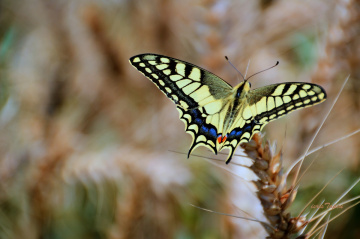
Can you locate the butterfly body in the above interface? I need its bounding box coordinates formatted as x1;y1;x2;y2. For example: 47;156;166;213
130;54;326;164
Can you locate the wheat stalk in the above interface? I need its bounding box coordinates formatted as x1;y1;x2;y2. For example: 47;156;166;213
239;132;360;239
241;133;306;239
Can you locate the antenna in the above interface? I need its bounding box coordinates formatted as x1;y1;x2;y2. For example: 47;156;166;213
247;61;279;81
225;56;245;81
244;59;251;79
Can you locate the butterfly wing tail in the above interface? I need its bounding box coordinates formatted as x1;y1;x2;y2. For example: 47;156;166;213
222;120;264;164
177;106;218;158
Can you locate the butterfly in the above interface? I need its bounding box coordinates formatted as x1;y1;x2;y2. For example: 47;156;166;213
129;53;327;164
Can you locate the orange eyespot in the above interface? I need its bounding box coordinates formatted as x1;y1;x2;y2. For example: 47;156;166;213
217;135;227;143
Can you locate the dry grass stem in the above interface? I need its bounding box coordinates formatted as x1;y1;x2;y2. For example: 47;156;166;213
190;203;273;228
241;133;360;239
304;128;360;157
298;169;344;218
290;75;349;186
307;200;360;238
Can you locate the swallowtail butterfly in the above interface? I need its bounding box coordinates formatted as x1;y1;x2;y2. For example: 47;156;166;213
130;54;326;164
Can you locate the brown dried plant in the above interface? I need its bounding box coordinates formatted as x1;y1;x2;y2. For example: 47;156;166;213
242;133;306;238
194;127;359;238
240;131;359;239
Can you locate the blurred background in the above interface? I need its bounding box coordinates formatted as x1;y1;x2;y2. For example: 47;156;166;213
0;0;359;238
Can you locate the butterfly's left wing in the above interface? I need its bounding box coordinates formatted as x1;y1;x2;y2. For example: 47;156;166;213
221;82;326;164
130;54;233;110
130;53;233;157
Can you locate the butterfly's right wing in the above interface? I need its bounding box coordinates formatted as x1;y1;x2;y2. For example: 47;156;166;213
222;82;326;164
247;82;327;125
130;53;233;156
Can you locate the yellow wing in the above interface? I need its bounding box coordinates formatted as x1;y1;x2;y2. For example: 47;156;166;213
220;82;326;164
130;53;233;156
247;82;326;124
130;54;232;110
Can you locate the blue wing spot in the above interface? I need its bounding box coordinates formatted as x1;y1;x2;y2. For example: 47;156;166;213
209;128;217;138
201;125;208;132
191;109;199;117
236;130;242;137
195;117;203;125
229;130;236;137
244;125;252;131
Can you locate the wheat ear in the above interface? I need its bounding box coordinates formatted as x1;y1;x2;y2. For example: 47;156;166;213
241;133;307;239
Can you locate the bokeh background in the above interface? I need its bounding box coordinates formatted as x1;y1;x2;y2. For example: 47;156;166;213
0;0;359;238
